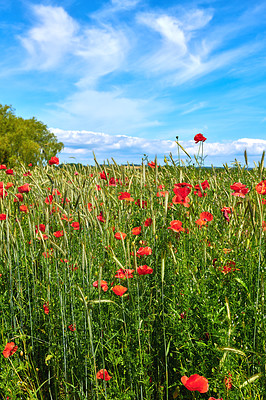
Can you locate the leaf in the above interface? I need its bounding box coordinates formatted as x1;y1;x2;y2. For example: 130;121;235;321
220;347;246;357
240;373;263;388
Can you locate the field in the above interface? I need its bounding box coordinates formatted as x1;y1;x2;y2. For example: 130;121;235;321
0;153;265;400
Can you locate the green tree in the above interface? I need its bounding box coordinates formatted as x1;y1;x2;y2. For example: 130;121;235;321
0;104;64;166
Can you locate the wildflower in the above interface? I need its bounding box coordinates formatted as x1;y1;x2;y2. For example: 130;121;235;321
3;342;18;358
5;182;13;189
148;161;156;168
135;199;147;208
97;212;105;223
168;220;185;232
93;280;108;292
194;133;207;143
181;374;209;393
115;268;134;279
200;212;213;222
195;219;207;227
87;203;92;211
157;190;169;197
53;230;64;238
208;398;223;400
0;164;7;169
0;214;7;220
262;221;266;231
172;186;191;206
132;226;141;235
68;324;76;331
99;171;108;180
114;232;127;240
137;265;153;275
48;156;59;165
96;369;112;381
230;182;249;198
224;373;232;390
18;183;31;193
137;246;152;256
144;218;152;227
14;193;23;202
5;169;14;175
194;181;209;197
71;222;80;230
61;214;73;222
43;302;49;314
118;192;134;201
111;285;128;296
220;261;239;274
45;195;54;204
255;180;266;195
20;205;29;213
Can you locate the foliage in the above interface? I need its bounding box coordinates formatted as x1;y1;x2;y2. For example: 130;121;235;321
0;154;265;399
0;104;63;166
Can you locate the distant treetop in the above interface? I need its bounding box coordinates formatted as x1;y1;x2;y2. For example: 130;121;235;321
0;104;64;166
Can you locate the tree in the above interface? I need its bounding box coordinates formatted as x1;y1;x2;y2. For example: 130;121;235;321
0;104;64;166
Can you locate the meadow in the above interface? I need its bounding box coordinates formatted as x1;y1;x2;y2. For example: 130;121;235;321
0;149;265;400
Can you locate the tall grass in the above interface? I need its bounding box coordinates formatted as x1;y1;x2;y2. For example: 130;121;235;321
0;155;265;399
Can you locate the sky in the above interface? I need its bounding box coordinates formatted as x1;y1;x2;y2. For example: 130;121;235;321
1;0;266;166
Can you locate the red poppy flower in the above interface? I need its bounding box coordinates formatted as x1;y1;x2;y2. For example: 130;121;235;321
201;180;210;190
136;246;152;256
168;220;185;232
118;192;134;201
18;183;31;193
53;230;64;238
48;156;59;165
14;193;23;202
23;171;32;176
28;163;32;167
68;324;76;331
71;222;80;230
181;374;209;393
5;169;14;175
255;180;266;195
0;164;7;169
61;214;73;222
0;214;7;221
132;226;142;235
111;285;128;296
230;182;249;198
148;161;156;168
108;177;116;186
114;232;127;240
35;224;46;233
115;268;134;279
20;205;29;213
194;133;207;143
195;219;207;227
3;342;18;358
144;218;152;227
135;199;147;208
262;221;266;231
172;186;191;207
93;280;108;292
43;302;49;314
0;188;7;198
208;398;223;400
220;261;239;275
224;373;232;389
137;265;153;275
157;190;169;197
45;195;54;204
88;203;92;212
97;212;105;223
99;171;108;180
5;182;13;189
96;369;112;381
200;212;213;221
221;206;232;214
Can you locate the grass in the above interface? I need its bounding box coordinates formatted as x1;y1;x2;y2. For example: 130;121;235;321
0;153;265;399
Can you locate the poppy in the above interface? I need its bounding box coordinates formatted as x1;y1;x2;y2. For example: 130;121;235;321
255;180;266;195
43;302;49;314
18;184;31;193
0;214;7;221
71;222;80;230
208;398;223;400
137;265;153;275
96;369;112;381
200;212;213;222
5;169;14;175
5;182;13;189
168;220;185;232
144;218;152;227
37;233;48;240
48;156;59;165
132;226;142;235
114;232;127;240
148;161;156;168
221;206;232;214
111;285;128;296
99;171;108;180
230;182;249;198
115;268;134;279
68;324;76;331
194;133;207;143
0;188;7;198
23;171;32;176
118;192;134;201
45;195;54;204
220;261;239;274
181;374;209;393
97;212;105;223
0;164;7;169
262;221;266;231
61;214;73;222
53;230;64;238
195;219;207;226
172;186;191;207
135;199;147;208
28;163;32;167
20;205;29;213
87;203;92;212
137;246;152;256
224;373;232;390
3;342;18;358
93;280;108;292
157;190;169;197
14;193;24;202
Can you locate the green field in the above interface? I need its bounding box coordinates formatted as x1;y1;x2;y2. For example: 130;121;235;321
0;156;265;399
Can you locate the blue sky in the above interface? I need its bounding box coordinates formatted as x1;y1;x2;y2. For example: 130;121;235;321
1;0;266;166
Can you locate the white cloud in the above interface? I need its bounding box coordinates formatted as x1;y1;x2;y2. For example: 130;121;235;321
181;101;206;115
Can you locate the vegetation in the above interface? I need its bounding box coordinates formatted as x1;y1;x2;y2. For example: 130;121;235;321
0;104;63;166
0;149;265;399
